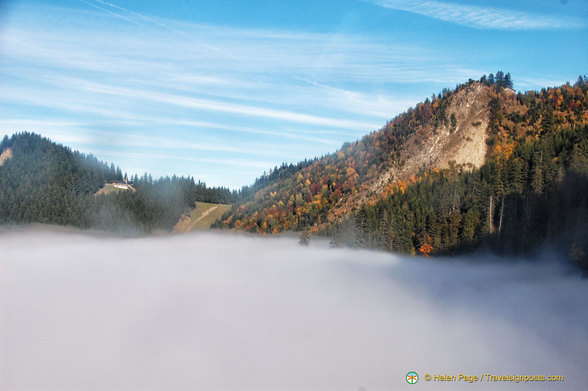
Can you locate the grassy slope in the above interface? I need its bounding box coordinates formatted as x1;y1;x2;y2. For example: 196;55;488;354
95;183;130;196
175;202;232;232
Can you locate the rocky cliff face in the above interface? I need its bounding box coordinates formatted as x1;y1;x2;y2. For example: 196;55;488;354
423;82;491;170
0;148;13;167
374;82;491;193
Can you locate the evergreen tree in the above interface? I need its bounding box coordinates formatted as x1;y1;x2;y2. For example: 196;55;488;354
504;72;513;89
488;73;495;85
495;70;505;89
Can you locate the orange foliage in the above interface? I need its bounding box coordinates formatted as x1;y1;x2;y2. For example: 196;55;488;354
419;243;433;257
502;143;515;160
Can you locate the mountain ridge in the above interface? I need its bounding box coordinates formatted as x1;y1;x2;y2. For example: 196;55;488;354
212;74;587;268
1;74;587;268
219;75;585;233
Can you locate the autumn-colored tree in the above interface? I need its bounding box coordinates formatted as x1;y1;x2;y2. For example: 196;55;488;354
419;242;433;257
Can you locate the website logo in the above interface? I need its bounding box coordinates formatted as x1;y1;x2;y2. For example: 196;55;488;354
406;371;419;384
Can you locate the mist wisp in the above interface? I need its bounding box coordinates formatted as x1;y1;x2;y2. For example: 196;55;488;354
1;228;587;390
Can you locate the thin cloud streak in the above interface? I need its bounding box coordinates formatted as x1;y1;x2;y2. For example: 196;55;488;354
368;0;585;30
77;81;380;130
92;150;276;170
1;26;457;86
0;122;308;168
77;0;151;30
87;0;201;38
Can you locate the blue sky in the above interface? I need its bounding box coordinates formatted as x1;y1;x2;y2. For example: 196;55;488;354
0;0;586;189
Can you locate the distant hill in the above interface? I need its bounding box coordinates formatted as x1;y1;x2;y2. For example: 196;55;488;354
0;132;121;226
214;73;588;268
0;132;233;233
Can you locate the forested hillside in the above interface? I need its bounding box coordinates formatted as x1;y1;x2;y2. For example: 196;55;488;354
0;133;233;233
0;132;121;226
349;123;587;268
215;74;588;267
216;75;587;232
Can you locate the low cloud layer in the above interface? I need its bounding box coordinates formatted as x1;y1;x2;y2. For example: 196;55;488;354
1;228;587;390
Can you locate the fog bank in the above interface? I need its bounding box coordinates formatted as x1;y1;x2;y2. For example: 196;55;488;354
1;229;587;390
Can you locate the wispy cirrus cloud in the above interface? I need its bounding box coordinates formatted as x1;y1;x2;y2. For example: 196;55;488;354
367;0;586;30
3;0;580;188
